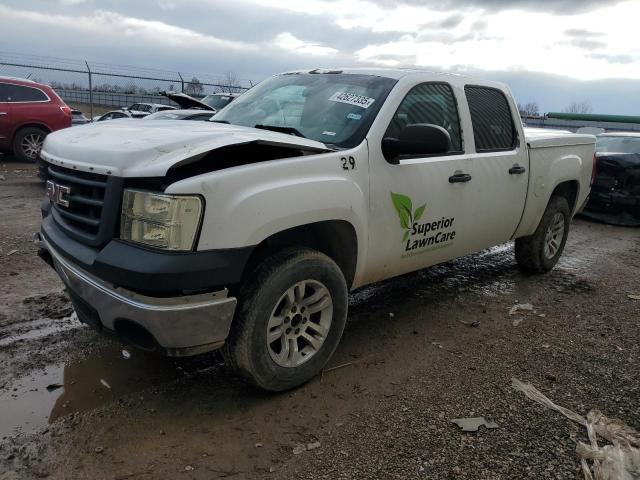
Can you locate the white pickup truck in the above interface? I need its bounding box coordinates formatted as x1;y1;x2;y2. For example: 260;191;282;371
36;68;596;391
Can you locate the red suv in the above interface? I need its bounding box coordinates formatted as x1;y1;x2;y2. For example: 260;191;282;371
0;77;72;161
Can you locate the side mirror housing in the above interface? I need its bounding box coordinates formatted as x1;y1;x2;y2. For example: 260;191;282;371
382;124;451;164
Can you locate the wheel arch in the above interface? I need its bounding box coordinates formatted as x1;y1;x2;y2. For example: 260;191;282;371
239;220;359;290
550;180;579;214
12;122;51;142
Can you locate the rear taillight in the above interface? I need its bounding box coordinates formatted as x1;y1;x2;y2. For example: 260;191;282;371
60;105;72;117
591;153;597;186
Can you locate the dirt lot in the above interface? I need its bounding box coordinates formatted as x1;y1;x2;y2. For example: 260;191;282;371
1;159;639;480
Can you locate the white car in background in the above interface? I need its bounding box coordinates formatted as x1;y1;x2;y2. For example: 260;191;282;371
122;102;176;118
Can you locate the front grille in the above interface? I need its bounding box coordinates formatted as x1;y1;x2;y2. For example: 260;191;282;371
48;164;123;247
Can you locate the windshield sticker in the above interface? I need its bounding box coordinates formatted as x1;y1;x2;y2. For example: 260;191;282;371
347;113;362;120
329;92;375;109
322;131;337;136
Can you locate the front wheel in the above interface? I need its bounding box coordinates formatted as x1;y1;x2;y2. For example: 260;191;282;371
224;247;348;391
515;196;570;273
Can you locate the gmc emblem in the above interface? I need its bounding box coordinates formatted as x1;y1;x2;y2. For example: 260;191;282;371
46;180;71;207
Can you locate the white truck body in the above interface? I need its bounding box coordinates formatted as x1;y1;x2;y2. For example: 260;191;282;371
37;68;595;389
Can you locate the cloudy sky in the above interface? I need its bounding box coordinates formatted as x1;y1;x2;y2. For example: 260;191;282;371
1;0;639;113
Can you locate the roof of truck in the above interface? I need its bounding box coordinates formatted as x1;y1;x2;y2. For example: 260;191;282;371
278;68;508;91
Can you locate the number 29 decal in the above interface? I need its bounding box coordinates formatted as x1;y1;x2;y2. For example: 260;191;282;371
341;156;356;171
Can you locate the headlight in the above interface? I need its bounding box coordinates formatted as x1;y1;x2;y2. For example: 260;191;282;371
120;190;203;251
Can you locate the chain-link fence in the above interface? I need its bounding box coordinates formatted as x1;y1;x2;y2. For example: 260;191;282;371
0;52;254;119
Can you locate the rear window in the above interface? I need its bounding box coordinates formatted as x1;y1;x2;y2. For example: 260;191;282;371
2;83;48;102
465;86;516;152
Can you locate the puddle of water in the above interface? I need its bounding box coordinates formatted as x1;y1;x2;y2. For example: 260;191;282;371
0;344;189;439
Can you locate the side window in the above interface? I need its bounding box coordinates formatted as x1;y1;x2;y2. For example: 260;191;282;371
5;84;48;102
385;82;463;154
465;86;516;152
0;83;8;101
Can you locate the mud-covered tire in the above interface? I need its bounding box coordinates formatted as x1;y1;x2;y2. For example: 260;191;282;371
515;196;571;273
223;247;348;391
13;127;47;162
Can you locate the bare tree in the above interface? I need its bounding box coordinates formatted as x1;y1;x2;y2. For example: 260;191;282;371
563;100;593;114
219;70;243;93
185;77;204;95
518;102;540;117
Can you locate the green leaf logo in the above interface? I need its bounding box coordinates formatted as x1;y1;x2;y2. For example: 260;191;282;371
390;192;413;229
391;192;427;243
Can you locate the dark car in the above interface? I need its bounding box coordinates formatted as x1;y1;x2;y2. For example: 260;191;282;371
582;132;640;226
0;76;72;161
71;109;90;125
160;91;240;113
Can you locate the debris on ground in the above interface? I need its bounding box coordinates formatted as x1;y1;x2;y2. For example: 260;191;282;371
323;362;353;374
293;442;322;455
45;384;63;392
94;446;104;454
459;320;481;328
451;417;499;432
6;249;17;256
509;303;534;315
100;379;111;390
512;378;640;480
628;294;640;301
513;318;524;327
121;350;131;360
184;465;194;471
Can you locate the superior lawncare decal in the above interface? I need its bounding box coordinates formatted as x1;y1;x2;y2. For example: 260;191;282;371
390;192;456;258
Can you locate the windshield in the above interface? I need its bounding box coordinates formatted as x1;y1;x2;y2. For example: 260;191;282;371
202;94;235;110
597;136;640;154
212;73;397;148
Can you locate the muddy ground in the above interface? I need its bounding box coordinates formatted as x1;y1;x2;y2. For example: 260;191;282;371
1;159;639;480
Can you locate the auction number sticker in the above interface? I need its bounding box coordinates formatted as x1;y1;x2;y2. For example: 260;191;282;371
329;92;375;109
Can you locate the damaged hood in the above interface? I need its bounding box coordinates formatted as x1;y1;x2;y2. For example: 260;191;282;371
161;91;215;111
40;120;330;177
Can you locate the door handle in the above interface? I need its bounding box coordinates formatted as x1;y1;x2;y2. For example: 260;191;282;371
449;172;472;183
509;164;526;175
0;112;7;116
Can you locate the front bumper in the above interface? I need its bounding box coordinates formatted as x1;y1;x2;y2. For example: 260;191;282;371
36;232;237;357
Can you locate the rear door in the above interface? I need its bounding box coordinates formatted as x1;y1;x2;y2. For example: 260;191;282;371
462;85;528;251
0;82;11;149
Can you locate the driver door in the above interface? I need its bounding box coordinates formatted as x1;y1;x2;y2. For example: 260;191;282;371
366;82;476;284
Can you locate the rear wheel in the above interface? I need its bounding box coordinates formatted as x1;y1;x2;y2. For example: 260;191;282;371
515;196;570;273
13;127;47;162
224;247;348;391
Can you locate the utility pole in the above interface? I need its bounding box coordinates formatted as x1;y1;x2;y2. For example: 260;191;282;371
85;60;93;120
